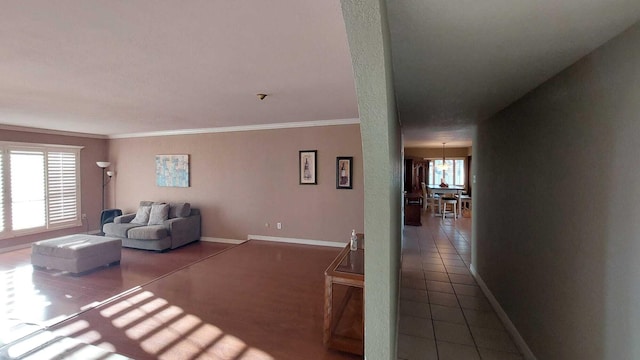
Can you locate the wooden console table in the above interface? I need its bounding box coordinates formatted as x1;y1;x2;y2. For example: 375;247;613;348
323;234;364;355
404;193;423;226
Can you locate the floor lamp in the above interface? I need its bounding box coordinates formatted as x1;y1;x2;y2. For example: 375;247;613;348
96;161;113;211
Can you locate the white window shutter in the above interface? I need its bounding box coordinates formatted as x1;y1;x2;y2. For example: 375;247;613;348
0;153;4;232
47;151;78;225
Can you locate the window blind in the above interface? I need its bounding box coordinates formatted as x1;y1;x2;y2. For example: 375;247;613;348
0;143;81;238
47;151;78;225
0;154;4;232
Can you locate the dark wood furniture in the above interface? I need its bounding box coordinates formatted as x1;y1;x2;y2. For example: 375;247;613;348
324;234;364;355
404;158;429;193
404;193;423;226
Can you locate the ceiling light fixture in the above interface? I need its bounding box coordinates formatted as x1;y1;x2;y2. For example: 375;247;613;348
436;143;449;171
437;143;450;188
257;93;267;100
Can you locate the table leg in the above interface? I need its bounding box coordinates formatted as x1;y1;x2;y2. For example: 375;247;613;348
323;275;333;346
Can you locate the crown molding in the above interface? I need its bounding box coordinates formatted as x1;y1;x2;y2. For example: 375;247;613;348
0;118;361;140
108;118;361;139
0;124;108;139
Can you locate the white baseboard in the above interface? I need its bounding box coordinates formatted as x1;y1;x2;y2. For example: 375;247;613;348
0;243;32;254
247;235;345;248
470;264;536;360
200;237;246;245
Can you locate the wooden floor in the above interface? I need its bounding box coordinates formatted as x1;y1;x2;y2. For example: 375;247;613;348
1;240;361;360
1;241;232;327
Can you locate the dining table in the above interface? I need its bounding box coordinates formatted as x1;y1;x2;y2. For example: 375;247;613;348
427;184;465;217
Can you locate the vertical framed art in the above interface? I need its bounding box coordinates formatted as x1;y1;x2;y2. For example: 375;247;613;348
336;156;353;189
299;150;317;185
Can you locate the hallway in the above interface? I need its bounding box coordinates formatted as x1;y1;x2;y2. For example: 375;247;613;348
397;213;524;360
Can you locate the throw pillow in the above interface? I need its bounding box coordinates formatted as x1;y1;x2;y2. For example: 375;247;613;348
148;203;170;225
131;206;151;224
169;202;191;218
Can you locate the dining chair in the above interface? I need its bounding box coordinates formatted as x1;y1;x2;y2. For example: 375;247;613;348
440;195;458;219
460;195;472;209
420;182;427;210
422;182;440;215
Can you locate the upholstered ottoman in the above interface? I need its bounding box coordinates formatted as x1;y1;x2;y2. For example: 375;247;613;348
31;234;122;274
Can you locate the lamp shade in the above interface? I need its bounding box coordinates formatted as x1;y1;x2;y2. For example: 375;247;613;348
96;161;111;168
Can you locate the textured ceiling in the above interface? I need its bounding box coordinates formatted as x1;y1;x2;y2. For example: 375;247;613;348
1;2;639;145
0;1;358;137
387;0;640;147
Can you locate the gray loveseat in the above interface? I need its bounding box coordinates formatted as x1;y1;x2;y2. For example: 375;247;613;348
103;201;201;251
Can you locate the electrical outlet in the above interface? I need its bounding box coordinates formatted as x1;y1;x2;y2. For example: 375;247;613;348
276;222;282;230
81;213;87;220
265;223;270;228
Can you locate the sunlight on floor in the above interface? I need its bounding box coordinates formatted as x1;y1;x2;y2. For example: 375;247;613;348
1;289;275;359
59;290;274;360
2;286;275;359
1;266;50;325
2;330;127;360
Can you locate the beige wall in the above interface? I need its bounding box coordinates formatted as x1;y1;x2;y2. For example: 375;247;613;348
107;124;364;243
0;129;108;250
474;22;640;359
404;146;471;159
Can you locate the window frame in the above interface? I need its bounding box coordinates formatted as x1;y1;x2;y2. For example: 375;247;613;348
427;157;466;187
0;141;83;239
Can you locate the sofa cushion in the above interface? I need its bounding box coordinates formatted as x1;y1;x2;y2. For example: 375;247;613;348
169;202;191;218
103;222;144;238
148;203;170;225
131;205;151;224
114;213;135;224
127;225;169;240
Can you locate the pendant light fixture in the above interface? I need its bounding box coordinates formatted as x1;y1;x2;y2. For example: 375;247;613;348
436;143;449;171
437;143;449;187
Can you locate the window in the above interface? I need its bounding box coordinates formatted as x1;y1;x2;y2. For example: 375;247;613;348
10;150;46;230
0;142;82;238
428;158;465;186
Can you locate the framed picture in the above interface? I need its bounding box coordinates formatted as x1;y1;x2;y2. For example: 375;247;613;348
156;154;190;187
336;157;353;189
299;150;317;185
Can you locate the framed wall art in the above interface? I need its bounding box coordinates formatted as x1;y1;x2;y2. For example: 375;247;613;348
299;150;317;185
156;154;190;187
336;157;353;189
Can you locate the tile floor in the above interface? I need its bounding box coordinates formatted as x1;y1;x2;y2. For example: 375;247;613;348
397;212;524;360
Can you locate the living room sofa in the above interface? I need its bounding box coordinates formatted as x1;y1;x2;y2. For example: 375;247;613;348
103;201;201;251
